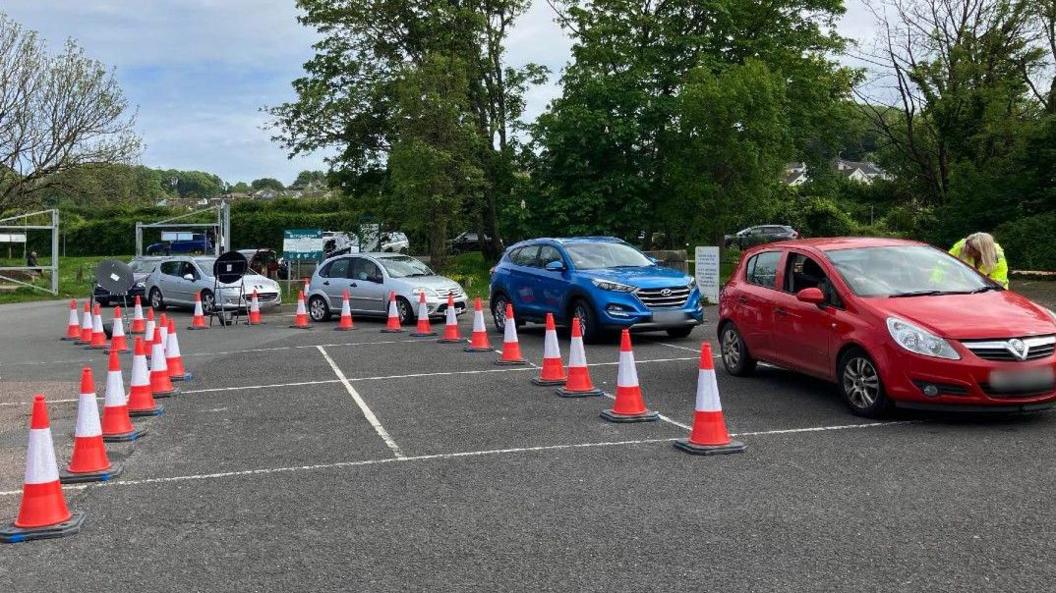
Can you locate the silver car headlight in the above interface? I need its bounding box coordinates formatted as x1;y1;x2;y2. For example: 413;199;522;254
886;317;960;360
591;279;637;293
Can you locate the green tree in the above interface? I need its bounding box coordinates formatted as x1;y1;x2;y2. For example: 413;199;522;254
290;170;326;189
250;178;285;192
268;0;546;258
230;181;251;193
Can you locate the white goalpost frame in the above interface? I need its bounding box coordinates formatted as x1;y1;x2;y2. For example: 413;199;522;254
135;201;230;257
0;209;60;295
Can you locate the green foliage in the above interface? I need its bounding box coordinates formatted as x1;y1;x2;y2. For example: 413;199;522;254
996;213;1056;270
250;178;285;191
290;170;327;189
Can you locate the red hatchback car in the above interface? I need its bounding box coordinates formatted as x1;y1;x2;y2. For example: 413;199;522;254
718;238;1056;417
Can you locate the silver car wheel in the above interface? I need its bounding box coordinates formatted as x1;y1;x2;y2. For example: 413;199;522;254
842;356;880;409
722;328;741;369
309;297;328;322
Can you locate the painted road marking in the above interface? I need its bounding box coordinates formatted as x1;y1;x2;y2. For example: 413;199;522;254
317;345;404;459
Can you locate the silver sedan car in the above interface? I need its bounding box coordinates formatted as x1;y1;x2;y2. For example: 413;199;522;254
307;253;467;323
144;256;282;312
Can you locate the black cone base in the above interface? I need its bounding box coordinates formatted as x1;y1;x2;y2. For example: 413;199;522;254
673;439;746;456
600;409;660;423
59;462;123;484
1;512;86;544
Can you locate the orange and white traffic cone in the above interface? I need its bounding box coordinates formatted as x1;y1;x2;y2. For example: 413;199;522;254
62;300;80;341
532;313;567;385
101;349;143;442
601;330;659;422
437;294;463;343
496;303;527;365
464;297;492;352
556;318;603;397
188;292;208;330
143;308;156;347
87;304;107;350
410;292;436;337
166;320;191;381
150;339;178;398
381;291;403;333
127;338;162;417
674;343;745;456
108;306;129;353
290;290;311;329
336;289;356;331
156;314;169;355
1;395;85;543
78;302;93;344
61;368;122;483
130;295;146;334
247;290;263;325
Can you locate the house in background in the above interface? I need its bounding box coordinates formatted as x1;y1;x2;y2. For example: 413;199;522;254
782;159;889;186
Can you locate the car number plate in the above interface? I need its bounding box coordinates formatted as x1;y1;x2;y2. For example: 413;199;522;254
651;311;686;324
989;368;1055;392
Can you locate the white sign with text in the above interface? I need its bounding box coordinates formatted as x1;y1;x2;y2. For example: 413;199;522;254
695;246;720;304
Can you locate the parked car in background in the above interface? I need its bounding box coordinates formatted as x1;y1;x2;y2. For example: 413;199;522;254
144;255;281;312
724;225;798;249
145;233;213;255
489;237;703;342
324;229;410;258
306;253;467;324
94;256;162;306
238;248;287;281
448;231;498;254
718;237;1056;417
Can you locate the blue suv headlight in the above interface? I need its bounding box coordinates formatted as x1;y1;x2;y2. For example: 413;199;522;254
591;278;637;293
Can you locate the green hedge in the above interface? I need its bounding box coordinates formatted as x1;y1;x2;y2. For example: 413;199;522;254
996;213;1056;271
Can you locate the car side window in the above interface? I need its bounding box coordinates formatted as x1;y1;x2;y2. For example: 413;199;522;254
180;262;198;279
745;251;780;288
160;261;179;276
323;258;350;279
510;246;540;267
784;253;843;307
537;246;563;268
349;258;382;282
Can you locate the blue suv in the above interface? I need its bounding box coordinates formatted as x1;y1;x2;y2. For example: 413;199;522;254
489;237;703;342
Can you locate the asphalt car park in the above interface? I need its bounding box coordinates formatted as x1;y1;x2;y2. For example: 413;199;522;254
1;299;1055;592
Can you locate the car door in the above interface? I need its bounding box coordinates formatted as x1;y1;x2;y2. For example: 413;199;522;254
770;251;839;377
505;245;540;314
178;261;203;303
155;261;181;302
348;257;387;314
733;250;783;361
318;257;352;304
533;244;569;319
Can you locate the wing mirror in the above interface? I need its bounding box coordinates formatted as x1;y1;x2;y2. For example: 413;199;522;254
796;287;826;306
183;274;195;281
544;260;566;272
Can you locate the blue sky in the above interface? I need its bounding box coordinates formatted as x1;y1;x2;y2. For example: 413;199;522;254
2;1;874;186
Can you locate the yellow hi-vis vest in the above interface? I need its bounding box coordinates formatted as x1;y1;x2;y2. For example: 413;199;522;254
949;238;1009;288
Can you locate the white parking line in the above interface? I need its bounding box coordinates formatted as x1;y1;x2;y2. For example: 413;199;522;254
317;345;405;459
0;421;913;496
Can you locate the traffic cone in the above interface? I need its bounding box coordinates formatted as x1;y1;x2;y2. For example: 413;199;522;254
143;308;156;347
248;290;262;325
531;313;567;385
556;318;604;397
464;297;492;352
334;289;356;330
130;295;146;334
437;294;463;343
156;314;169;355
674;343;746;456
150;340;178;398
290;290;311;329
601;330;659;422
101;349;143;442
188;292;208;330
496;304;527;366
128;338;163;417
61;368;122;483
410;292;436;337
62;300;80;341
108;307;128;353
1;395;85;543
381;291;403;333
87;304;107;349
166;320;191;381
78;302;93;344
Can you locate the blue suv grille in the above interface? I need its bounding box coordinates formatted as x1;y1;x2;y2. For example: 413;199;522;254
637;286;690;309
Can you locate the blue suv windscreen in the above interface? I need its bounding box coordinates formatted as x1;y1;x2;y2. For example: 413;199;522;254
564;243;654;269
379;256;433;278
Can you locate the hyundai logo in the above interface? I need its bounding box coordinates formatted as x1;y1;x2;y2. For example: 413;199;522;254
660;288;672;297
1007;338;1029;360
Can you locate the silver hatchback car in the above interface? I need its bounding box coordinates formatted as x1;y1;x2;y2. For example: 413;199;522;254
144;256;282;312
307;253;467;323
